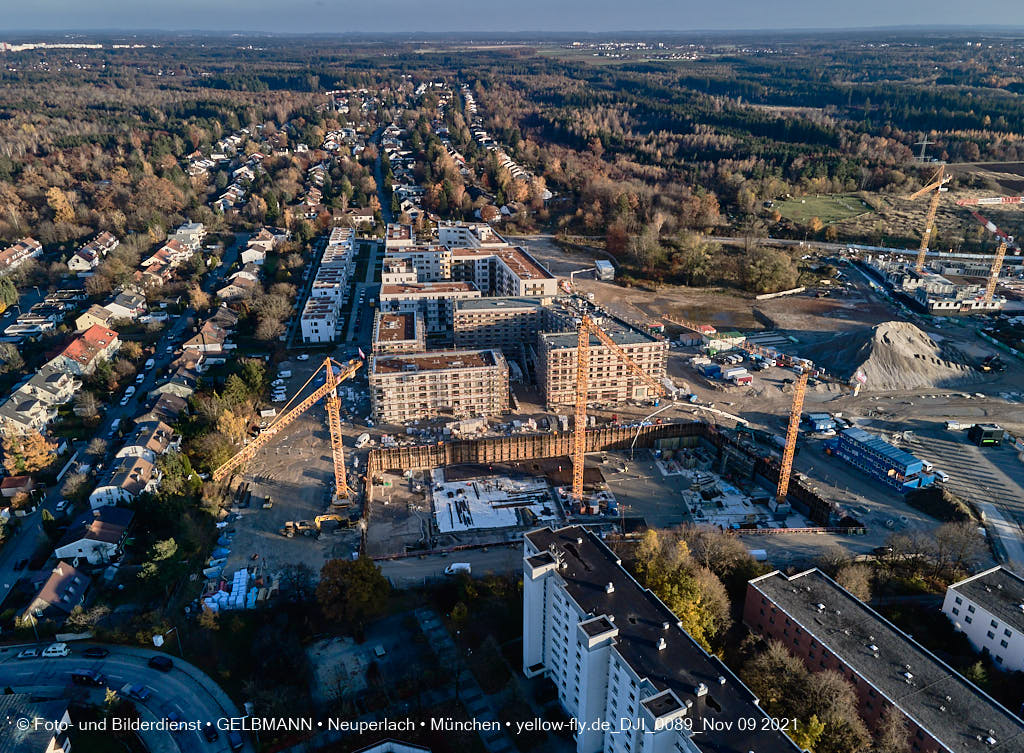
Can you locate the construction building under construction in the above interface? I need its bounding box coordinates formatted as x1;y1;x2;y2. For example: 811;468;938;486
368;349;509;424
452;296;570;354
537;312;669;407
863;256;1006;314
372;311;426;354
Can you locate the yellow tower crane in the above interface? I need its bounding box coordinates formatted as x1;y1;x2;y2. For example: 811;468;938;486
984;241;1008;305
572;315;666;504
908;165;951;272
212;357;362;505
776;370;808;506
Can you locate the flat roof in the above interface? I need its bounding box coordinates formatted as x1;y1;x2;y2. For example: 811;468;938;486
526;526;797;753
372;349;499;375
455;296;547;312
949;566;1024;633
541;312;658;348
380;282;478;296
496;248;554;280
750;569;1024;752
375;312;418;342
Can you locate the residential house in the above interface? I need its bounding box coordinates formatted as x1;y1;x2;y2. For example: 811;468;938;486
18;364;80;407
50;325;120;375
216;274;258;301
0;394;56;434
74;304;115;332
68;231;118;272
0;363;78;434
54;507;134;566
169;222;206;251
151;369;198;399
104;291;147;320
240;246;266;265
0;475;34;498
182;321;231;353
20;562;89;626
89;455;160;508
0;695;72;753
135;393;188;426
341;207;375;227
0;237;42;273
247;228;276;252
115;421;177;464
142;239;193;270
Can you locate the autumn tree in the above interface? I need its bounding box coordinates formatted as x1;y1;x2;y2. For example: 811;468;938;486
46;186;75;224
316;557;390;632
2;430;56;474
874;706;910;753
0;342;25;374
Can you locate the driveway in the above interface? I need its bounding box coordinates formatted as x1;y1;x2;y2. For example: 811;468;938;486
0;641;252;753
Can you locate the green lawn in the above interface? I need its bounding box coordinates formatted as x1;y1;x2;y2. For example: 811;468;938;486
774;194;874;225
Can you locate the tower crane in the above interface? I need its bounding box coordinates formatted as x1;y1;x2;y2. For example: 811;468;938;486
776;371;808;506
908;165;951;272
572;315;666;505
984;242;1008;304
212;357;363;505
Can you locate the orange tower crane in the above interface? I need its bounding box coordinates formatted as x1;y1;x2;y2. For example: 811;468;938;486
776;370;808;506
908;165;951;272
212;357;362;505
572;315;666;504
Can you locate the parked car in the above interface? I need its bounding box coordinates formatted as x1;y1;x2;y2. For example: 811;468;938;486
135;373;145;384
147;655;173;672
128;684;152;702
144;358;156;370
227;731;244;751
42;643;70;658
17;648;39;659
125;386;136;398
296;353;310;361
13;558;28;571
71;669;105;686
55;499;69;513
271;379;285;387
202;724;220;743
82;647;110;659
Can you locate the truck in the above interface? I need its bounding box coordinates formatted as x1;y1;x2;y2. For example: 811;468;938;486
731;375;753;386
721;366;748;380
354;432;371;449
445;562;471;575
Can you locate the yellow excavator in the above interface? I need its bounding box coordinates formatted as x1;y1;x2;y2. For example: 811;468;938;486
279;513;351;538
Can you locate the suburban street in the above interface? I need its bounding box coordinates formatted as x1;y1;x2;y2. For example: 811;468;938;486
0;232;245;611
0;641;252;753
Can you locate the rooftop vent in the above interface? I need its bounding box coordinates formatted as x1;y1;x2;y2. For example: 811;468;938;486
695;683;708;697
867;644;879;653
657;637;666;651
662;621;670;630
605;582;615;594
816;603;826;612
718;675;726;685
576;537;583;545
903;672;914;682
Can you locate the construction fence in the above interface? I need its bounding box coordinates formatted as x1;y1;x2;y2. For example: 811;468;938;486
365;421;854;529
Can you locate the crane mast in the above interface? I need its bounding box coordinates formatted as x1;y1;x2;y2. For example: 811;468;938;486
212;357;362;504
985;242;1008;304
776;371;808;506
908;165;949;273
572;315;666;505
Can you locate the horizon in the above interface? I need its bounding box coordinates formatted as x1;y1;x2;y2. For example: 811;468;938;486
2;0;1023;35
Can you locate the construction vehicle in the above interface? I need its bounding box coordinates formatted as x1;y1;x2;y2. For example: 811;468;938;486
776;371;808;506
279;514;351;538
213;357;362;505
908;165;951;272
571;315;666;505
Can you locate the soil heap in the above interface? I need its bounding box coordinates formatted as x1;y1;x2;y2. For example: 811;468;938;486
803;320;978;391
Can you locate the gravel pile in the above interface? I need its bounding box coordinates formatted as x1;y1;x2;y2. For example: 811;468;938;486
804;320;979;391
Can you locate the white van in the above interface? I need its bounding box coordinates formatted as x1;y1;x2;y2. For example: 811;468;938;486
42;642;70;658
277;370;292;379
444;563;471;575
354;433;371;449
144;358;156;371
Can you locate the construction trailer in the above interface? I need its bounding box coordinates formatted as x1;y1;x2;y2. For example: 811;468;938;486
968;423;1003;447
594;259;615;281
824;427;935;492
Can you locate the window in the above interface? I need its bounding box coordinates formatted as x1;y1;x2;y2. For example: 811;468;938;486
965;616;973;624
952;608;960;616
996;656;1003;664
954;596;962;605
968;605;976;613
991;619;999;628
1000;640;1008;648
1005;629;1012;638
987;631;995;640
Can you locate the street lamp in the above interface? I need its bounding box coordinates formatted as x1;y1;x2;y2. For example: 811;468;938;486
153;626;183;656
630;401;677;460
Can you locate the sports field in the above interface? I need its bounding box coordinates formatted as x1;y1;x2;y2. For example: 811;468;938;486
775;194;874;225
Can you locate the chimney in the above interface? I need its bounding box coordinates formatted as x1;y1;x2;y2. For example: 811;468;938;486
605;582;614;594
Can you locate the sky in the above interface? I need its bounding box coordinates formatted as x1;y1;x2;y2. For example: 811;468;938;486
3;0;1024;33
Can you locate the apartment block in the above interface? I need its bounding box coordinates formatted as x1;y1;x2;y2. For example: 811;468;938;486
453;296;568;353
745;569;1024;753
537;316;668;407
942;566;1024;673
300;298;339;344
384;244;453;282
437;220;508;248
381;258;418;285
450;246;559;298
369;349;508;423
378;281;481;334
385;222;415;249
372;311;426;353
524;525;799;753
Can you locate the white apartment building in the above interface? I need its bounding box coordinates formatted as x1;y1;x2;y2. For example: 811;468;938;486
437;220;508;248
942;566;1024;672
372;311;426;354
523;526;799;753
378;282;481;334
385;223;415;249
301;298;339;344
384;245;453;282
381;258;418;285
369;349;509;423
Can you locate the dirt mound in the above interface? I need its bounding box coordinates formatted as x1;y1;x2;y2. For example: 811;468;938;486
803;321;978;392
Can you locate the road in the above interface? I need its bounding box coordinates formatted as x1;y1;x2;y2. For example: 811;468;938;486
372;125;394;225
378;546;521;587
0;641;252;753
0;233;246;610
